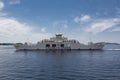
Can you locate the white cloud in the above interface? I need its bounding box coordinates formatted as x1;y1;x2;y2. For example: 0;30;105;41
63;24;68;28
41;27;46;32
0;1;4;10
9;0;21;5
0;17;31;36
85;18;120;34
112;27;120;31
74;15;91;23
0;17;51;43
53;20;68;29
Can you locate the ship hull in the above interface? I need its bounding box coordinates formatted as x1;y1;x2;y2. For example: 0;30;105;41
14;43;104;51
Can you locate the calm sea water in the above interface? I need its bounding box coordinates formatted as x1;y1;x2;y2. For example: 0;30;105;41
0;45;120;80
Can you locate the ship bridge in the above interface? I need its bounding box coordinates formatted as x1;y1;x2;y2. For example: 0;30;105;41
41;34;78;43
50;33;68;42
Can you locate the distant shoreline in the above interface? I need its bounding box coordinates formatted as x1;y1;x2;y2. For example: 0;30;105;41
0;43;14;45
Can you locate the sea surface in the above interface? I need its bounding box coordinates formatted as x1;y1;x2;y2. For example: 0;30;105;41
0;45;120;80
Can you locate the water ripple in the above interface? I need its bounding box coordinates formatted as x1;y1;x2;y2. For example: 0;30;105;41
0;46;120;80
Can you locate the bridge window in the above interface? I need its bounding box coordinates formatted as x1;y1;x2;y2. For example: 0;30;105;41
46;44;50;47
61;44;64;47
52;44;56;47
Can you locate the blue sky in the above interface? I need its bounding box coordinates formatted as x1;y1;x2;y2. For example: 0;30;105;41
0;0;120;43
